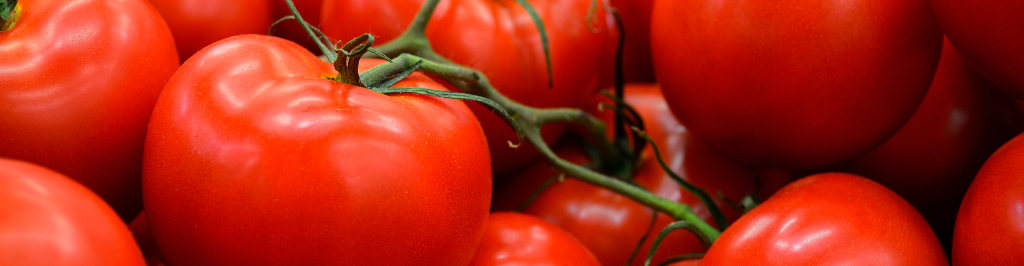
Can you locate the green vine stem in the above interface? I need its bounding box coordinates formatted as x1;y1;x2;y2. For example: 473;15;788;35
1;0;18;32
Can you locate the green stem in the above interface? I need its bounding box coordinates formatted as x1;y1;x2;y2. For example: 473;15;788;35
1;0;18;32
372;53;720;245
371;0;449;64
283;0;337;62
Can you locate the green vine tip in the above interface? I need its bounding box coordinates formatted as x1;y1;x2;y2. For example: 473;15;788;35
513;0;554;88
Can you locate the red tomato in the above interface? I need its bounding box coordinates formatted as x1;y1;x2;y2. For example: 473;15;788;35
0;0;179;220
931;0;1024;97
495;84;774;266
609;0;654;82
0;158;144;265
129;213;165;266
271;0;322;52
702;173;946;265
836;38;1023;250
650;0;942;170
148;0;272;61
953;133;1024;265
469;212;600;265
321;0;619;173
143;35;492;265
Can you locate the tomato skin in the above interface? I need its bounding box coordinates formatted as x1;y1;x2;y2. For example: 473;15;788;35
609;0;654;82
469;212;600;266
143;35;492;265
931;0;1024;97
702;173;946;265
837;39;1023;250
651;0;942;170
496;85;768;266
953;133;1024;265
0;0;179;220
0;158;145;266
148;0;272;61
129;213;165;266
321;0;618;173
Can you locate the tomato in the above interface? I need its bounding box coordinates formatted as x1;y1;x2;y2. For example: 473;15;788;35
0;158;144;265
128;213;165;266
143;34;492;265
271;0;322;52
495;84;776;266
650;0;943;170
931;0;1024;97
469;212;600;265
0;0;179;220
609;0;654;82
148;0;272;61
321;0;618;173
701;173;946;265
836;38;1023;250
953;133;1024;265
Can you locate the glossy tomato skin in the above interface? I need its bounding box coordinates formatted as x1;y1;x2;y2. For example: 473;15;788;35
271;0;322;52
931;0;1024;97
149;0;272;61
702;173;946;265
495;85;769;266
143;35;492;265
0;159;145;265
610;0;654;82
651;0;942;170
953;133;1024;265
837;39;1023;250
321;0;618;173
469;212;600;266
0;0;179;220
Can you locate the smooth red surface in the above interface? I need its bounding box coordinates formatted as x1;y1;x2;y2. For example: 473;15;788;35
838;39;1022;249
496;85;769;266
953;133;1024;265
129;213;165;266
322;0;619;173
931;0;1024;98
143;35;492;265
610;0;654;82
148;0;272;61
0;0;179;220
469;212;600;266
651;0;942;170
702;173;947;265
0;159;144;265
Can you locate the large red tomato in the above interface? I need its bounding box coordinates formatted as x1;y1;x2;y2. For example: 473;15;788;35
495;84;778;266
0;158;144;265
469;212;600;265
701;173;946;265
148;0;272;61
321;0;618;173
0;0;179;220
609;0;654;82
650;0;943;170
931;0;1024;97
837;38;1023;250
953;133;1024;265
143;34;492;265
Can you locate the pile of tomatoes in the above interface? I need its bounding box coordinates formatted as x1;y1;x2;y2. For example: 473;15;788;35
1;0;1022;265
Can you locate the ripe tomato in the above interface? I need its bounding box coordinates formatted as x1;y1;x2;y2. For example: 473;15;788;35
0;158;144;265
148;0;272;61
650;0;942;170
702;173;946;265
953;133;1024;265
469;212;600;265
321;0;619;173
609;0;654;82
836;38;1023;250
495;84;777;266
143;35;492;265
931;0;1024;97
0;0;179;220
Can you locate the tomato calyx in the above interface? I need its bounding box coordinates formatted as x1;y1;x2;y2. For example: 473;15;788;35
0;0;18;32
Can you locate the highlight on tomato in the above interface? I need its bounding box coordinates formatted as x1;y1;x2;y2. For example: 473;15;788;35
0;0;179;220
0;158;145;266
